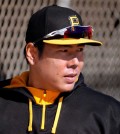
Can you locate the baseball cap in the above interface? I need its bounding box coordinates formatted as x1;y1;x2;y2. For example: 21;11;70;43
25;5;102;46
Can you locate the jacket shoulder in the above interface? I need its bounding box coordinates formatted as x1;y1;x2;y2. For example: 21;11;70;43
0;87;30;103
73;86;120;110
0;79;12;88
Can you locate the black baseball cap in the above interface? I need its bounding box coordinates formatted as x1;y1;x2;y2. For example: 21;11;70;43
25;5;102;46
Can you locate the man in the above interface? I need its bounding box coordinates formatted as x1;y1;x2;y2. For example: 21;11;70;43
0;5;120;134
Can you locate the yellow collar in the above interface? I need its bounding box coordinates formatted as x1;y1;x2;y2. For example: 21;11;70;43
28;87;60;105
6;71;60;105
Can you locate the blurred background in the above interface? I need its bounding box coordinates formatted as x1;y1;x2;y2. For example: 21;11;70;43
0;0;120;100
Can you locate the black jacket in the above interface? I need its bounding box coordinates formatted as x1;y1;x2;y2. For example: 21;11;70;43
0;74;120;134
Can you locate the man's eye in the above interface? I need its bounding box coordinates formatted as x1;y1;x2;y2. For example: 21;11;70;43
77;48;83;52
60;49;68;52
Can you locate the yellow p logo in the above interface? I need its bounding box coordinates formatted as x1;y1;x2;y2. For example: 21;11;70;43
69;15;80;26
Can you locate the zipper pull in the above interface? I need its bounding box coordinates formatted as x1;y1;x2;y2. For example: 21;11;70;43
43;90;46;97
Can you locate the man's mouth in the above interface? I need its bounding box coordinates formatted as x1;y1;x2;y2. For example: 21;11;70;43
64;74;78;84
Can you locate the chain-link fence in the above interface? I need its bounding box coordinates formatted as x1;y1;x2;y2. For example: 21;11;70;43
70;0;120;100
0;0;120;100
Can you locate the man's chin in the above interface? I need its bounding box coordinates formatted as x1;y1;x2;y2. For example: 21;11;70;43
59;83;75;92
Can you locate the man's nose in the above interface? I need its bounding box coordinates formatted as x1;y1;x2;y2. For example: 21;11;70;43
67;57;80;69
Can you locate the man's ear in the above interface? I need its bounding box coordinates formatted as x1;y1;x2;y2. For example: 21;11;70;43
25;43;39;65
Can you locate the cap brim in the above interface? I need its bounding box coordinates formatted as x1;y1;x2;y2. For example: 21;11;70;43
43;38;102;46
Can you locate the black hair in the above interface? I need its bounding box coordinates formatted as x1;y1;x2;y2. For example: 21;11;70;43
24;41;44;63
33;41;44;57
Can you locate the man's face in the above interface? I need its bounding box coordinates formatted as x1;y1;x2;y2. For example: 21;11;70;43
31;43;84;92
